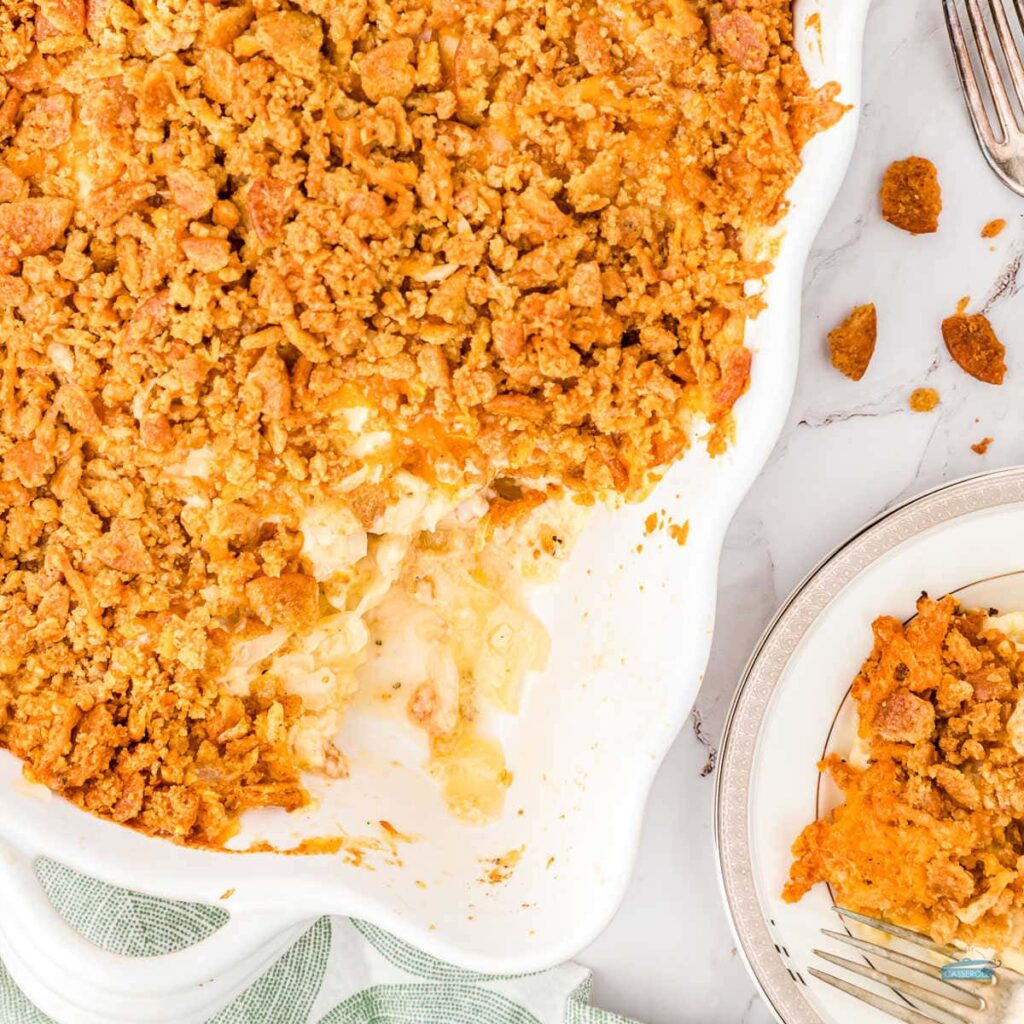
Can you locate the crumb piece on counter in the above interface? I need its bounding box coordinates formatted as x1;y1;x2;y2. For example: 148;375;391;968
219;889;235;900
942;312;1007;384
971;436;994;455
982;218;1007;239
828;304;877;380
909;387;940;413
881;157;942;234
957;295;971;314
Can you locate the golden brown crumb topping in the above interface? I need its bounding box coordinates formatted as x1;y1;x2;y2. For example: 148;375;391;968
0;0;839;844
881;156;941;236
785;596;1024;951
828;303;876;381
972;436;993;456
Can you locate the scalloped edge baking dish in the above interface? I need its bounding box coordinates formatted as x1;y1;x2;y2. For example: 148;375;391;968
0;5;870;1021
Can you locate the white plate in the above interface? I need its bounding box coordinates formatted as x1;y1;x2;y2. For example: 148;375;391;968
0;5;870;1021
716;468;1024;1024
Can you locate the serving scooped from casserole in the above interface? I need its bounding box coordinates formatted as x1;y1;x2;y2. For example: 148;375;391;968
786;595;1024;953
0;0;843;846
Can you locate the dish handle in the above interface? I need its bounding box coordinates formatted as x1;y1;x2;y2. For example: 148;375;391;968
0;838;314;1024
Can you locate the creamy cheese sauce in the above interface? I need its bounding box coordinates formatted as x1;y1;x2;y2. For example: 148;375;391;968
220;476;585;821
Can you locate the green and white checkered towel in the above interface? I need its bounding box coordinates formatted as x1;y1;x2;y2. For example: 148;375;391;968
0;859;641;1024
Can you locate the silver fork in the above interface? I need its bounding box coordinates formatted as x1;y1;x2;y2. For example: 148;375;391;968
809;906;1024;1023
943;0;1024;196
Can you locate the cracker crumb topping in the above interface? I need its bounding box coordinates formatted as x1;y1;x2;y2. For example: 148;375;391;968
0;0;839;844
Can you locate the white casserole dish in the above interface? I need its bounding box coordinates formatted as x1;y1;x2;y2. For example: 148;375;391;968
0;5;870;1021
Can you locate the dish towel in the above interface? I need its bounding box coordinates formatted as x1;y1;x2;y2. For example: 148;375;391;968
0;858;641;1024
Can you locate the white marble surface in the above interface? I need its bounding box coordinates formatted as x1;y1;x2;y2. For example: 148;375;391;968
578;1;1024;1020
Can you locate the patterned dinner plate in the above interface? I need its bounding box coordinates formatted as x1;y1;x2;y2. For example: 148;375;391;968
715;467;1024;1024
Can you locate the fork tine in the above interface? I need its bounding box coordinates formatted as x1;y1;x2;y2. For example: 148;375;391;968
987;0;1024;101
945;0;1001;146
820;929;985;1001
832;907;961;958
808;967;940;1024
814;949;978;1021
965;0;1019;136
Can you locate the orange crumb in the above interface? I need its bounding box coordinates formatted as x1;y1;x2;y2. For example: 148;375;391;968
379;820;415;844
908;388;940;413
956;296;971;314
881;157;942;235
804;12;823;58
971;437;994;455
828;304;877;381
480;846;524;885
706;417;736;458
245;837;346;856
982;218;1007;239
219;888;235;901
644;512;659;535
942;312;1006;385
668;522;690;547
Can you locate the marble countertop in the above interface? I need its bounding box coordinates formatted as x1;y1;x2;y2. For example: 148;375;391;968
577;1;1024;1020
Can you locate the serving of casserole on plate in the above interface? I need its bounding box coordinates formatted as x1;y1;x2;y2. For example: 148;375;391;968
717;469;1024;1024
0;0;865;1012
785;593;1024;955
